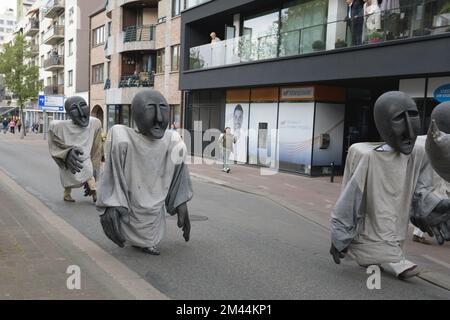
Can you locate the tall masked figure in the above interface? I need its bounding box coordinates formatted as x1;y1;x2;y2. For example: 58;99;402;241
48;96;103;203
413;101;450;244
96;90;193;255
330;92;450;280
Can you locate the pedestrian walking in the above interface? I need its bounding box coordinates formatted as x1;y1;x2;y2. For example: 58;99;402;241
2;118;8;134
9;119;16;134
218;127;236;173
17;119;22;133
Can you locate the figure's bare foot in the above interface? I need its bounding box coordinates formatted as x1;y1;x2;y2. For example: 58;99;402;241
133;245;161;256
398;265;420;280
64;195;76;202
412;235;432;245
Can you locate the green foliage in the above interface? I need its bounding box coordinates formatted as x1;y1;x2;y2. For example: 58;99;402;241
368;32;383;41
440;1;450;14
312;40;325;50
0;34;41;108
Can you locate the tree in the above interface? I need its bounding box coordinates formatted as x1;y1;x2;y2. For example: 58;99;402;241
0;34;40;139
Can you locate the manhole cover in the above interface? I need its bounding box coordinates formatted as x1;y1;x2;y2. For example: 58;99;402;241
167;215;209;222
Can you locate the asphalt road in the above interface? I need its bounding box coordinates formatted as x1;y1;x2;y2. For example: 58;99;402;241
0;134;449;299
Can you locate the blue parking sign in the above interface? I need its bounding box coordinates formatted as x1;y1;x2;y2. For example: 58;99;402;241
38;95;45;108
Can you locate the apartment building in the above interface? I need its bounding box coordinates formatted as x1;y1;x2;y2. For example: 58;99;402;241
0;8;17;46
180;0;450;175
90;0;204;130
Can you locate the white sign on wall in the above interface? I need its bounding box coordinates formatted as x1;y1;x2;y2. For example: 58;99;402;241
281;87;315;100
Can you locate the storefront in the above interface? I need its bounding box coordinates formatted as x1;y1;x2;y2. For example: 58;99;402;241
400;76;450;133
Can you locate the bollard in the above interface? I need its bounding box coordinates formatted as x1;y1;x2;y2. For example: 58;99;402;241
330;162;335;183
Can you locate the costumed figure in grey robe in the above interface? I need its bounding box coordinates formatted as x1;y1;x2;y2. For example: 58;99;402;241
330;91;450;280
48;96;103;203
96;90;193;256
411;101;450;244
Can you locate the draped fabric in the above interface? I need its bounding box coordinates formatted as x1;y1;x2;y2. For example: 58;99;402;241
331;138;441;266
96;126;193;248
48;117;103;188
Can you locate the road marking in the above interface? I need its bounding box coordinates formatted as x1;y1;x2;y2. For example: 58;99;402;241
284;183;298;189
0;169;168;300
257;185;269;190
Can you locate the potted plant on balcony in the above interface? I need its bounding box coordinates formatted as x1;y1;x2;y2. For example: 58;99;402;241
368;31;383;44
312;40;325;52
433;1;450;27
334;38;347;49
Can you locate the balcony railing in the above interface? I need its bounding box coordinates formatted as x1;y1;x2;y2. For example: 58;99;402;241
30;44;40;55
43;0;65;19
44;55;64;70
123;25;156;43
43;85;64;95
43;25;65;45
188;0;450;70
116;73;155;88
24;18;39;36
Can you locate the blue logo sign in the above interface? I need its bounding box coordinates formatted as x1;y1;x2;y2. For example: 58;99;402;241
434;84;450;103
38;95;45;108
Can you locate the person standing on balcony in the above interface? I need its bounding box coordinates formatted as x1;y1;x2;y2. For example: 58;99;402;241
364;0;381;41
345;0;364;46
210;32;221;43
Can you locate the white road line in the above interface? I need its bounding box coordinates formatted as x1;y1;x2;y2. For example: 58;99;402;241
284;183;298;189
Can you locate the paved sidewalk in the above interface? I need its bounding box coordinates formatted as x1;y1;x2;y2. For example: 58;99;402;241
0;164;167;300
187;157;450;288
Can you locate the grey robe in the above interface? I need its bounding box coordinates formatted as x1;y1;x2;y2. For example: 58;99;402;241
331;137;441;266
48;117;103;188
96;125;194;248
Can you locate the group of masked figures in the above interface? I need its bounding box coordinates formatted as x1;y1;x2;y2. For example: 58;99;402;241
48;90;193;255
48;89;450;281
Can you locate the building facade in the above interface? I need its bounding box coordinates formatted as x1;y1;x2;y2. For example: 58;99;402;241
90;0;204;130
180;0;450;175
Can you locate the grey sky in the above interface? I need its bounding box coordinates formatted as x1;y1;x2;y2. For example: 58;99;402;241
0;0;17;13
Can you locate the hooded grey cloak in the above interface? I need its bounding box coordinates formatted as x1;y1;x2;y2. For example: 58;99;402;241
48;117;103;189
96;125;193;248
331;137;441;266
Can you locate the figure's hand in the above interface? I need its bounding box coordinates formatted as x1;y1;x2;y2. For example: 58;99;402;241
176;203;191;242
100;207;128;248
66;147;84;174
421;211;450;245
412;199;450;245
330;243;347;265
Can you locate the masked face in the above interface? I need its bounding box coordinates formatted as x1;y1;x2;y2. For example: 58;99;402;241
374;91;421;155
431;101;450;134
65;96;90;128
132;90;169;139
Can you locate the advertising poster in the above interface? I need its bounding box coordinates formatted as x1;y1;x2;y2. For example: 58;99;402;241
248;103;278;167
312;103;345;166
225;103;249;163
278;102;315;173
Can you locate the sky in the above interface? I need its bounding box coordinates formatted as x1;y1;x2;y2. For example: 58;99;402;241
0;0;17;13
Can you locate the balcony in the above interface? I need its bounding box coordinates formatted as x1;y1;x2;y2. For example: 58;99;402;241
106;73;155;105
188;0;450;71
119;25;156;52
43;25;64;46
29;44;40;56
24;18;39;37
43;0;65;19
105;0;115;18
44;55;64;72
43;85;64;96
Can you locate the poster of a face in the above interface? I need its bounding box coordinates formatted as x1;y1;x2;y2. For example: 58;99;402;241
225;103;249;163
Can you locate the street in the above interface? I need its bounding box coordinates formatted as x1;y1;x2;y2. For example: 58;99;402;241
0;133;449;299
